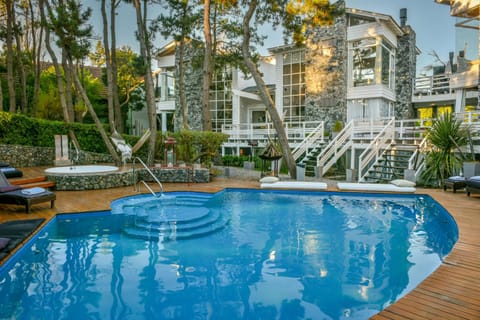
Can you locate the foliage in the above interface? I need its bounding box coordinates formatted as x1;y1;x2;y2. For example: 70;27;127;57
420;113;470;187
0;118;231;167
222;155;263;168
155;130;228;167
35;66;106;122
47;0;93;61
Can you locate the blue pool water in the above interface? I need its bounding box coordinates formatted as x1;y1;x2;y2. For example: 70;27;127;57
0;189;458;320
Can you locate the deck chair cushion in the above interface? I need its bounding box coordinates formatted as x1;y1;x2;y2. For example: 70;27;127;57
0;237;10;250
390;179;416;188
259;176;280;183
0;185;22;193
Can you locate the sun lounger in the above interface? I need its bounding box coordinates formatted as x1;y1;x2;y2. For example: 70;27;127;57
466;176;480;197
260;181;328;190
0;162;23;179
443;176;466;193
337;180;416;193
0;172;55;213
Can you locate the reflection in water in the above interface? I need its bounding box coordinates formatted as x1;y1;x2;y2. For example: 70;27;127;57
0;191;457;320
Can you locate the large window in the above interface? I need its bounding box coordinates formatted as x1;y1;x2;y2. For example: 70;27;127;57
351;38;395;88
283;50;305;123
381;40;395;88
157;68;175;101
210;67;233;132
352;38;376;87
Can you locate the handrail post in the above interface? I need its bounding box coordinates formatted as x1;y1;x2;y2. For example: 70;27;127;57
132;157;163;196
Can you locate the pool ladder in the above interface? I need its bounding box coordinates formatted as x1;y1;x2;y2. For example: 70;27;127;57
132;157;163;197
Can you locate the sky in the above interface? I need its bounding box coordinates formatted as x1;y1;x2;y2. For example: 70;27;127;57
87;0;461;73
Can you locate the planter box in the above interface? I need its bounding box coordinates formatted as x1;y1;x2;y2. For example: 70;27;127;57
243;161;255;170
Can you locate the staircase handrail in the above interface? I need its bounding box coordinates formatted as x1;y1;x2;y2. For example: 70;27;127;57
292;122;325;161
408;134;429;170
132;157;163;197
358;118;396;182
316;120;354;175
407;134;430;181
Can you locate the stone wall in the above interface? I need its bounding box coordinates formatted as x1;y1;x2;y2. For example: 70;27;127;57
0;145;54;167
47;168;210;191
47;171;134;191
0;144;113;167
395;25;417;120
304;0;347;132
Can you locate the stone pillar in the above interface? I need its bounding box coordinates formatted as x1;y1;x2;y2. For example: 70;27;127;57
395;25;417;120
304;0;348;132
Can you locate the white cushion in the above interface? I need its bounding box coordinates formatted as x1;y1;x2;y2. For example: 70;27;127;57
259;176;280;183
390;179;416;187
447;176;465;181
469;176;480;181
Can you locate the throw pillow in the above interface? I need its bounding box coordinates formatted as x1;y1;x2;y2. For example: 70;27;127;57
259;176;280;183
390;179;416;188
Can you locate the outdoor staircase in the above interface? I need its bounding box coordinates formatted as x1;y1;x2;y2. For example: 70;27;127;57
10;176;56;190
298;144;326;177
361;145;416;183
111;193;229;242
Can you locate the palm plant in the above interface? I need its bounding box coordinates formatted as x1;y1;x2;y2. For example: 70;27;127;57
420;113;470;187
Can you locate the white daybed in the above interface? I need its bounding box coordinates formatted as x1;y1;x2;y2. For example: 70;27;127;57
260;181;328;190
337;181;416;193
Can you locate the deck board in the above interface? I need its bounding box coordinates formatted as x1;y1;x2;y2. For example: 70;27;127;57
1;166;479;319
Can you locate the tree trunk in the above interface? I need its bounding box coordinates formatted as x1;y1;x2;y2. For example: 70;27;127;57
67;56;121;164
12;5;28;113
0;77;3;110
101;0;115;133
241;0;297;178
202;0;213;131
28;0;43;116
178;39;188;129
133;0;157;165
111;0;122;133
6;0;16;112
62;51;75;122
39;0;80;151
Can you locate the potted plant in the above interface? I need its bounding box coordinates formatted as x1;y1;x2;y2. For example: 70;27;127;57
420;113;470;187
331;120;343;138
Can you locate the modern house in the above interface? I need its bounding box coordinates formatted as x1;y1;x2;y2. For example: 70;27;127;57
133;0;479;182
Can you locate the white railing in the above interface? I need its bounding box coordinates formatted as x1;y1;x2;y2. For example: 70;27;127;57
221;121;322;146
413;74;453;96
407;135;430;181
291;122;325;161
358;118;396;182
316;120;354;175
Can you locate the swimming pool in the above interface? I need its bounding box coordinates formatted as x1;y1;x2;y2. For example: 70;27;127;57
0;189;458;320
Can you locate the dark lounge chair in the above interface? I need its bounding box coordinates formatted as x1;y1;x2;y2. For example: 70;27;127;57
0;172;55;213
466;176;480;197
0;162;23;179
443;176;466;193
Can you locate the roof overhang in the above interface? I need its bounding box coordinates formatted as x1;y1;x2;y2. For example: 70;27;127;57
435;0;480;18
346;8;405;36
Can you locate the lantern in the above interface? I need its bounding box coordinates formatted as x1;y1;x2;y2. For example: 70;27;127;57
164;137;177;167
259;141;282;177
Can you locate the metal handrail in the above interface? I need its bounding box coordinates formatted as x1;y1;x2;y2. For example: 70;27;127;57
316;120;354;175
132;157;163;197
291;122;325;161
358;118;395;182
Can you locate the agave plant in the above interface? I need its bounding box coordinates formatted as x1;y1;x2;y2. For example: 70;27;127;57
420;113;470;187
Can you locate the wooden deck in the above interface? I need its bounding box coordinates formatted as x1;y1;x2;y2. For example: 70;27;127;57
1;167;479;319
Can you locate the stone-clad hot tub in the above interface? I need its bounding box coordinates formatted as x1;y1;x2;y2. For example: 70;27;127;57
45;165;210;191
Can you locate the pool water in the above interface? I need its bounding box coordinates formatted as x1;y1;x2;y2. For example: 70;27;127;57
0;189;458;320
